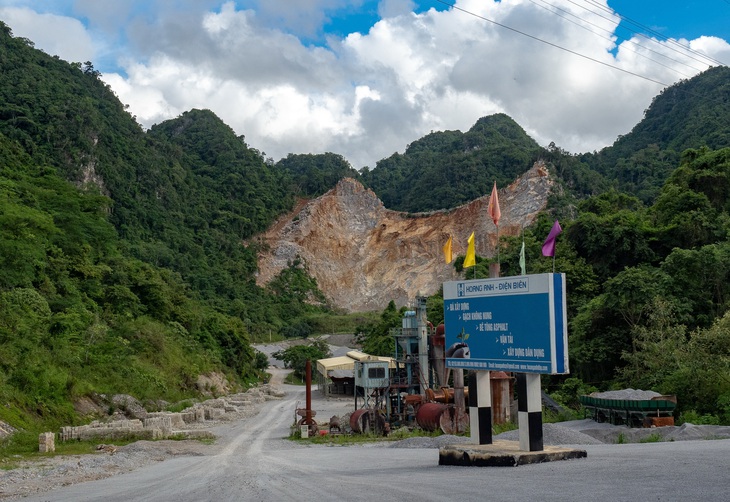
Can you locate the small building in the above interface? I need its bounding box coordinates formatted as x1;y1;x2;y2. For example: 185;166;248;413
316;351;395;398
354;357;390;409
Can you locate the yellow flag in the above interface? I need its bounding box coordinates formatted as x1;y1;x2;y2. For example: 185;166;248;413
463;232;476;268
443;235;453;264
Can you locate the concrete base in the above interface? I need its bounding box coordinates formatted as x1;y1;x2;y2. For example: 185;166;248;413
438;440;587;467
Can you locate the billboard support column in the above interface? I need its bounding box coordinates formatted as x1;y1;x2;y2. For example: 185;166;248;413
517;372;543;451
469;370;492;444
468;262;500;445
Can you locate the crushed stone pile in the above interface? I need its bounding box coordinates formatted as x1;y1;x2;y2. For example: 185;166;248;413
589;389;663;400
494;423;604;445
387;419;730;448
389;434;472;448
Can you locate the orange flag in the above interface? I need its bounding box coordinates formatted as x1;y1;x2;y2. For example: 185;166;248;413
488;181;501;226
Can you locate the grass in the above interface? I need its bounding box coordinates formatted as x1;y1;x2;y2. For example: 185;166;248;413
289;426;449;445
0;432;145;469
166;399;198;413
284;373;306;385
639;433;663;443
493;421;518;435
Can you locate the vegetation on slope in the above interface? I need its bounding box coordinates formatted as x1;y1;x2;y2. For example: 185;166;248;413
360;114;545;212
580;66;730;203
0;22;332;434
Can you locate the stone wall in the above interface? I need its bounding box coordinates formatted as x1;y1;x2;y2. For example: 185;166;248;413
59;385;285;443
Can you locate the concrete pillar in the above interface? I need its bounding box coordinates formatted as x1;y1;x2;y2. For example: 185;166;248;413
469;371;492;444
517;373;543;451
39;432;55;453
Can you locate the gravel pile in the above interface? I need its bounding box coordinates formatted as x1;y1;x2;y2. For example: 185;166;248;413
387;418;730;448
0;440;211;500
494;423;604;445
389;434;472;448
589;389;663;400
389;423;604;448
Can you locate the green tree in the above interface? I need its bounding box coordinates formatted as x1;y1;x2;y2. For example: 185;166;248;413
273;339;331;378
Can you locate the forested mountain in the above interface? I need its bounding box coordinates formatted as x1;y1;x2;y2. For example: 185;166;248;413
0;22;328;431
276;152;360;197
580;66;730;203
360;114;545;212
356;67;730;210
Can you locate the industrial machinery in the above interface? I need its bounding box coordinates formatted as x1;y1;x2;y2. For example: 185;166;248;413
342;296;513;436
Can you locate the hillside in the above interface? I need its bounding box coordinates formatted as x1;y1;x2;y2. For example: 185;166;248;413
0;22;318;430
354;68;730;209
580;66;730;202
360;114;545;212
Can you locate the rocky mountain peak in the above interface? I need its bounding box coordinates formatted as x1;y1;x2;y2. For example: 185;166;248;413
256;161;554;312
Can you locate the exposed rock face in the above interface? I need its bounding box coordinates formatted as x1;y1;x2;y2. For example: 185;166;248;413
256;161;553;312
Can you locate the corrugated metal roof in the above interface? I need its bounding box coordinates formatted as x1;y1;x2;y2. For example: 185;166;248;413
316;352;396;376
316;356;357;374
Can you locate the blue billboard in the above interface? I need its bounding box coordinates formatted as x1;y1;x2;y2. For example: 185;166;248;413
443;273;568;375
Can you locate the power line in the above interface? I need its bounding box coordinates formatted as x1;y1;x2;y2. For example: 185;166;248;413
528;0;698;78
432;0;673;89
582;0;726;68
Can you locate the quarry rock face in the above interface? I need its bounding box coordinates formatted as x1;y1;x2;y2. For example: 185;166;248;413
256;161;553;312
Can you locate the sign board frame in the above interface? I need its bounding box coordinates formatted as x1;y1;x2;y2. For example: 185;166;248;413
443;273;568;375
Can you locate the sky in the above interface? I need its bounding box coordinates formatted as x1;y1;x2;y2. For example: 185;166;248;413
0;1;728;169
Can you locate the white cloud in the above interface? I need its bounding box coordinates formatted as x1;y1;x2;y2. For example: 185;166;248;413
3;0;730;170
378;0;415;18
0;6;94;62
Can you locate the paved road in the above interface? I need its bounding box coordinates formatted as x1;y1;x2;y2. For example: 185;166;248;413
24;383;730;502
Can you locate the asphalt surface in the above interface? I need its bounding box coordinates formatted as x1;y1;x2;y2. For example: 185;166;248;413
22;382;730;502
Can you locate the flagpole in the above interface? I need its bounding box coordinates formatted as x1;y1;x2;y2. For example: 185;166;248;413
496;225;500;265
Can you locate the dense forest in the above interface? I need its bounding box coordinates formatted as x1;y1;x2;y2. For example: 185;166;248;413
1;17;729;439
0;22;333;433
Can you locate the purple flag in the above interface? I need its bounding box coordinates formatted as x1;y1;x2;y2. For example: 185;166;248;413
542;220;562;257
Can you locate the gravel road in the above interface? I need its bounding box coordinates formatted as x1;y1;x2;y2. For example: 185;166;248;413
4;371;730;501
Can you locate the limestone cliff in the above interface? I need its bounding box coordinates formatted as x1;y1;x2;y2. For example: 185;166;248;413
256;161;553;312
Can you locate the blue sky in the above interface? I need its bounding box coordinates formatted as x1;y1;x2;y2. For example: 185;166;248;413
0;1;728;169
610;0;730;42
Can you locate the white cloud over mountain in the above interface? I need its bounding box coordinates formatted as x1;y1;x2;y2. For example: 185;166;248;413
2;0;728;168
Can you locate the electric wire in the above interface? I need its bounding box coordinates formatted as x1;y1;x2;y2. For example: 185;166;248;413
584;0;726;66
528;0;699;78
582;0;727;67
548;0;714;73
432;0;673;89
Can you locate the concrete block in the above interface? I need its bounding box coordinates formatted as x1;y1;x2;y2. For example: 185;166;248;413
204;407;225;420
39;432;55;453
439;440;587;467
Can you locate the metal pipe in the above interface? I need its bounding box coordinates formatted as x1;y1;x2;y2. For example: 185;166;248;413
305;359;312;425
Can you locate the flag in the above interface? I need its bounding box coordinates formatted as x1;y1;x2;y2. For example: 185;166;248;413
463;232;476;268
488;181;501;226
443;235;453;264
519;241;526;275
542;220;562;257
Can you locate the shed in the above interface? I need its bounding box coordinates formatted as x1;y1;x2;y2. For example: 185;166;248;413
316;352;395;397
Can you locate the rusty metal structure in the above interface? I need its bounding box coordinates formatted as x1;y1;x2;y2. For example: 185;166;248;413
384;297;514;434
326;295;514;436
296;360;318;436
